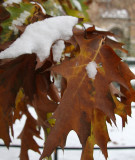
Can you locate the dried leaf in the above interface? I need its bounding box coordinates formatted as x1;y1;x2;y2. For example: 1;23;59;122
32;73;58;128
0;107;11;147
0;54;36;145
82;109;110;160
40;27;135;160
0;4;134;159
18;113;41;160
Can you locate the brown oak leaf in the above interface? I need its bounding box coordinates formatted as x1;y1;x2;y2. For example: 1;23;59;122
18;112;41;160
40;27;135;160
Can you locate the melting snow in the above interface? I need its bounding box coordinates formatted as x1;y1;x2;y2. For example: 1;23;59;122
83;23;118;41
0;16;78;62
52;40;65;62
86;61;98;79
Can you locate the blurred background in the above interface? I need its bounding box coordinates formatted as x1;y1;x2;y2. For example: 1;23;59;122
88;0;135;58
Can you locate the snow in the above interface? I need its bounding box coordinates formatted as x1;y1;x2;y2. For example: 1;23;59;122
129;66;135;87
27;105;38;120
59;108;135;160
0;107;135;160
102;9;129;19
72;0;82;11
122;56;135;62
83;23;106;31
52;40;65;62
66;109;135;148
81;24;117;41
9;11;31;35
129;66;135;75
86;61;98;79
0;16;78;62
3;0;22;7
57;149;135;160
0;9;134;158
83;24;118;41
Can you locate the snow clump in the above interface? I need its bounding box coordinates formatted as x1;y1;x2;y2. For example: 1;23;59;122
52;40;65;62
86;61;98;80
0;16;78;62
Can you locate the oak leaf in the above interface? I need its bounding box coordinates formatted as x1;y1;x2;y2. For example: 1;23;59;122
18;112;41;160
40;27;135;160
0;54;59;159
0;54;36;146
32;72;59;129
0;4;134;159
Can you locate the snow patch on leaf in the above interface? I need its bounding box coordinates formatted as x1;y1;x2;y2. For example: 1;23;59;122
86;61;98;79
9;11;31;35
52;40;65;62
0;16;78;62
3;0;22;7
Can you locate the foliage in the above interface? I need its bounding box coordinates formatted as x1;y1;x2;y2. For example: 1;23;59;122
0;1;135;160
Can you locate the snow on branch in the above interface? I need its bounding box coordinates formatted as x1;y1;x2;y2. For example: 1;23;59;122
0;16;78;62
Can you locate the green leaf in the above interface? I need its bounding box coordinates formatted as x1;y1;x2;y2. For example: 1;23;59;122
63;5;84;17
43;0;65;16
0;3;36;44
77;0;90;20
62;0;89;21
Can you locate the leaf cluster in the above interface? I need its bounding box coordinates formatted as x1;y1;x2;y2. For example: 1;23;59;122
0;1;135;160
